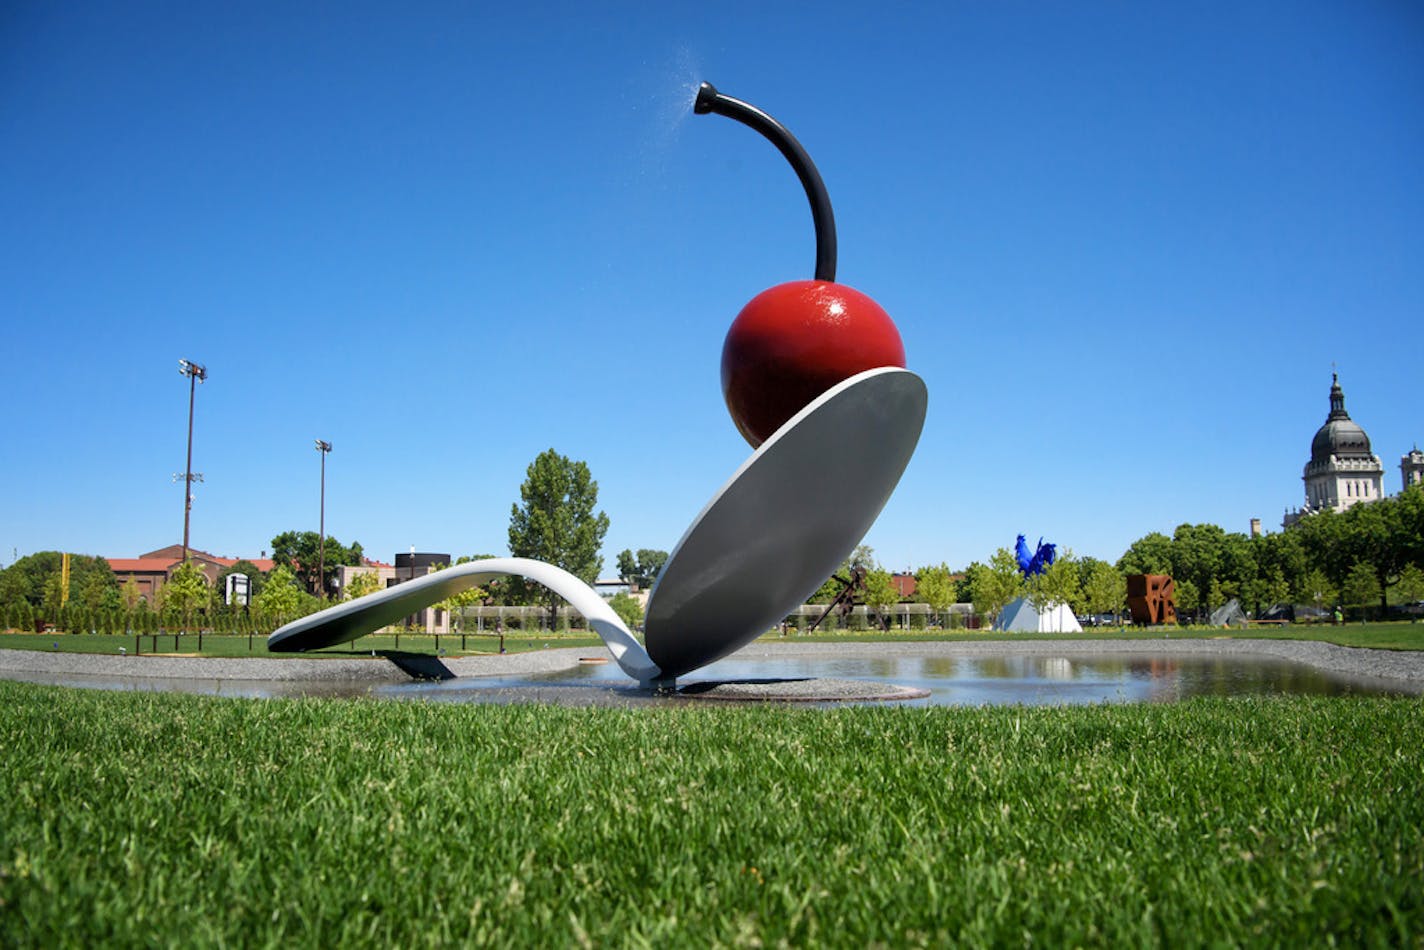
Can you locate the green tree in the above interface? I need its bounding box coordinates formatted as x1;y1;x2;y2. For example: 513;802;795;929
432;557;490;633
616;550;638;585
162;561;212;631
0;567;30;607
1174;579;1199;621
0;552;115;610
506;449;610;623
1253;531;1307;605
809;545;877;603
1263;569;1291;612
635;549;668;589
1026;549;1079;625
41;574;66;617
119;576;144;610
269;532;364;597
615;548;668;591
1393;563;1424;612
251;565;309;623
862;568;899;630
1080;559;1126;619
974;548;1023;630
1116;532;1173;576
608;592;644;631
916;563;958;626
344;569;384;601
1298;569;1336;613
955;562;983;607
1335;485;1424;611
1341;561;1382;619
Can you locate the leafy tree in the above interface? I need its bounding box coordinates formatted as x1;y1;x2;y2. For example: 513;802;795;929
615;548;668;591
608;592;644;630
809;545;877;603
41;574;65;616
0;552;115;610
507;449;610;623
269;531;364;597
1026;548;1079;618
1341;561;1382;619
1116;533;1173;576
974;548;1023;630
251;565;309;622
915;563;958;626
1298;569;1336;613
432;557;490;632
1393;563;1424;608
1253;531;1307;604
162;561;212;631
344;569;384;601
862;568;899;630
616;550;637;585
1174;579;1199;621
1079;559;1126;619
635;549;668;589
1207;577;1235;613
119;576;144;610
79;570;117;610
955;561;983;607
1264;569;1292;612
0;567;30;607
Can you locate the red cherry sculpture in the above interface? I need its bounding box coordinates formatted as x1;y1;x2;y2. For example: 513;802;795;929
722;280;905;447
696;82;906;448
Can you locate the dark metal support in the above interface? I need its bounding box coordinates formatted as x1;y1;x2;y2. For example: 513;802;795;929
694;81;837;283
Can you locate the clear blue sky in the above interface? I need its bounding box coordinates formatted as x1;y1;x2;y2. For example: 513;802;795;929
3;1;1421;575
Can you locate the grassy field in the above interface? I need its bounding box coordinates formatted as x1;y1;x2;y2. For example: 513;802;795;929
1;621;1421;657
1;681;1420;946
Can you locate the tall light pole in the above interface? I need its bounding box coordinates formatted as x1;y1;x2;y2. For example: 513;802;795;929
315;439;332;598
177;360;207;562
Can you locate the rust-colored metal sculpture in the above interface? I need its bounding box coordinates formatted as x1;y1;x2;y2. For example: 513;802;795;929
808;565;870;633
1126;574;1177;625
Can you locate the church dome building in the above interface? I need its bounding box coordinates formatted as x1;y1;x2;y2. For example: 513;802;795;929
1284;374;1384;527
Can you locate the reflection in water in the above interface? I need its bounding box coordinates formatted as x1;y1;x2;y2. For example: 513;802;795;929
377;652;1415;707
3;652;1415;707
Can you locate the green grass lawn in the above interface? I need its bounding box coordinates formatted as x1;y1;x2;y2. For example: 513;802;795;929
2;621;1421;658
0;682;1419;946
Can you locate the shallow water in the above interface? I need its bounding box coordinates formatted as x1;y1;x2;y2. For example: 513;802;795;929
4;652;1414;707
374;652;1415;707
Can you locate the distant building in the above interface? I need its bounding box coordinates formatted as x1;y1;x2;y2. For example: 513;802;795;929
1284;374;1387;528
106;545;275;603
333;551;448;632
1403;446;1424;492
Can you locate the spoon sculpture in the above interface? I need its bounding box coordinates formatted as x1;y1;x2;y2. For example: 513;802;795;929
270;84;927;687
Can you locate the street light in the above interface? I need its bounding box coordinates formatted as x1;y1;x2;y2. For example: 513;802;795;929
315;439;332;598
177;359;207;562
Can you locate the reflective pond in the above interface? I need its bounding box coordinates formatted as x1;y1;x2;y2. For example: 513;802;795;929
10;650;1407;707
374;652;1416;706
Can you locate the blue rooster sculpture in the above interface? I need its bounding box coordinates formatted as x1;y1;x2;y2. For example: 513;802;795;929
1015;534;1057;578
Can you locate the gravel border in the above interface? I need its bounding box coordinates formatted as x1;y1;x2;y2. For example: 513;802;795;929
0;647;586;682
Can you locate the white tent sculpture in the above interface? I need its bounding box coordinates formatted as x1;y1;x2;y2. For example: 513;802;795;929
998;597;1083;633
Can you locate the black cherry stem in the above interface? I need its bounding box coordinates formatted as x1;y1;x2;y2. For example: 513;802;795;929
694;81;837;283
